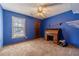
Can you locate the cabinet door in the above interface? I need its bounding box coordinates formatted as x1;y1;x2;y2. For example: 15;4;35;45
34;21;40;38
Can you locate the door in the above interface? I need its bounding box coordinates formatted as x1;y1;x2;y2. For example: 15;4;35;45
34;21;40;38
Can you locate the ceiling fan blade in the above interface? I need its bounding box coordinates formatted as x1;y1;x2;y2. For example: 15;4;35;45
42;3;63;7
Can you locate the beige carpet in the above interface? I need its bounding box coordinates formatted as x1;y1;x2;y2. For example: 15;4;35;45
0;38;79;56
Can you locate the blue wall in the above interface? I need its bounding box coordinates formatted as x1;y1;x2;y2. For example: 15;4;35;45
0;5;3;47
40;10;76;38
73;13;79;19
3;10;40;46
3;9;79;46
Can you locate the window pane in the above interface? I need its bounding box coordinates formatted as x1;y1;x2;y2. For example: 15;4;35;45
12;16;25;38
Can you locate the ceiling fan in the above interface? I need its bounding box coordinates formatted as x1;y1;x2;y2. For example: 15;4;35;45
36;5;47;18
31;3;62;18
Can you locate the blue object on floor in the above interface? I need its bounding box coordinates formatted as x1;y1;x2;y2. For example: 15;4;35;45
60;20;79;48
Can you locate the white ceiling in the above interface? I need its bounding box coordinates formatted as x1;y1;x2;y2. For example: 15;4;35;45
1;3;72;19
70;3;79;13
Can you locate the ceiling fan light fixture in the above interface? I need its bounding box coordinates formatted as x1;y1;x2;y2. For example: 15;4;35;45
36;5;47;18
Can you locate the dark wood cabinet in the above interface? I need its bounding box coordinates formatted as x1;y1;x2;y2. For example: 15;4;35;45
34;21;41;38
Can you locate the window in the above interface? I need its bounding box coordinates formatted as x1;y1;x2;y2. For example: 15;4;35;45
12;16;25;38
